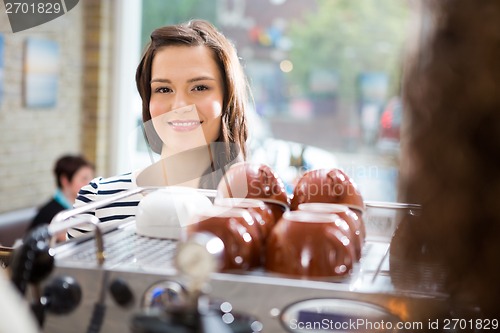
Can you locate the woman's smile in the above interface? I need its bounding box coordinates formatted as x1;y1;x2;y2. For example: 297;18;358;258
167;119;203;132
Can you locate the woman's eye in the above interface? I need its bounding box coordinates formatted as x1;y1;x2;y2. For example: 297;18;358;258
154;87;171;93
193;85;209;92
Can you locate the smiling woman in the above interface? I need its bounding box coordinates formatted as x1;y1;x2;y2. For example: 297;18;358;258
70;20;250;233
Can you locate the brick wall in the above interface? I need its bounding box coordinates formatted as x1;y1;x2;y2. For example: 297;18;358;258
81;0;112;176
0;1;112;213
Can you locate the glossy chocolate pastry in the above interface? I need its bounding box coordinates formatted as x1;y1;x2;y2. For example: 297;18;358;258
187;207;262;270
265;211;354;278
216;162;290;222
290;168;365;214
347;209;366;244
214;198;275;241
298;203;365;260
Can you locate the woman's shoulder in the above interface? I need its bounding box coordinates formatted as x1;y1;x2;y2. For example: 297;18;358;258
77;172;137;202
87;172;135;189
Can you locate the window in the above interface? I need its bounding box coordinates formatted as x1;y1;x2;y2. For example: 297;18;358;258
131;0;410;202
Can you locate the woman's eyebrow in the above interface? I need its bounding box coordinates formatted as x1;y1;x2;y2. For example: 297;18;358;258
187;76;216;83
150;76;216;84
150;78;171;84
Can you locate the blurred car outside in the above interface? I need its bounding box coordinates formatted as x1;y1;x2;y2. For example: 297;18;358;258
376;96;402;154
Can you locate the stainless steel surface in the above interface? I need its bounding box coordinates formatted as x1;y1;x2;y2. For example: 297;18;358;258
42;194;445;333
364;201;421;210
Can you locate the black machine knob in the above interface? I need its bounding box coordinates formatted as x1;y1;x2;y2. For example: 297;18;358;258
42;275;82;315
30;244;55;284
109;277;135;308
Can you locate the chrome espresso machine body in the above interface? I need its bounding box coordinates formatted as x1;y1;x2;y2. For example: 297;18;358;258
27;188;447;333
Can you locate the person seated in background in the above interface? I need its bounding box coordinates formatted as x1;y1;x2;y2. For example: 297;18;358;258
29;154;94;230
71;19;250;234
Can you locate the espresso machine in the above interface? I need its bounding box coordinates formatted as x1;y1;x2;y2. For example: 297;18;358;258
8;187;450;333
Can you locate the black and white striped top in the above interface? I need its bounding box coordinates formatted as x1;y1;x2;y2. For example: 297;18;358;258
69;172;142;236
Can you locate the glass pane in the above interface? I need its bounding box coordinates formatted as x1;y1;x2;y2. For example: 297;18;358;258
139;0;410;202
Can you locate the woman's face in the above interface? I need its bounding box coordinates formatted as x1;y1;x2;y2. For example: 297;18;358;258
149;45;224;155
63;166;94;203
